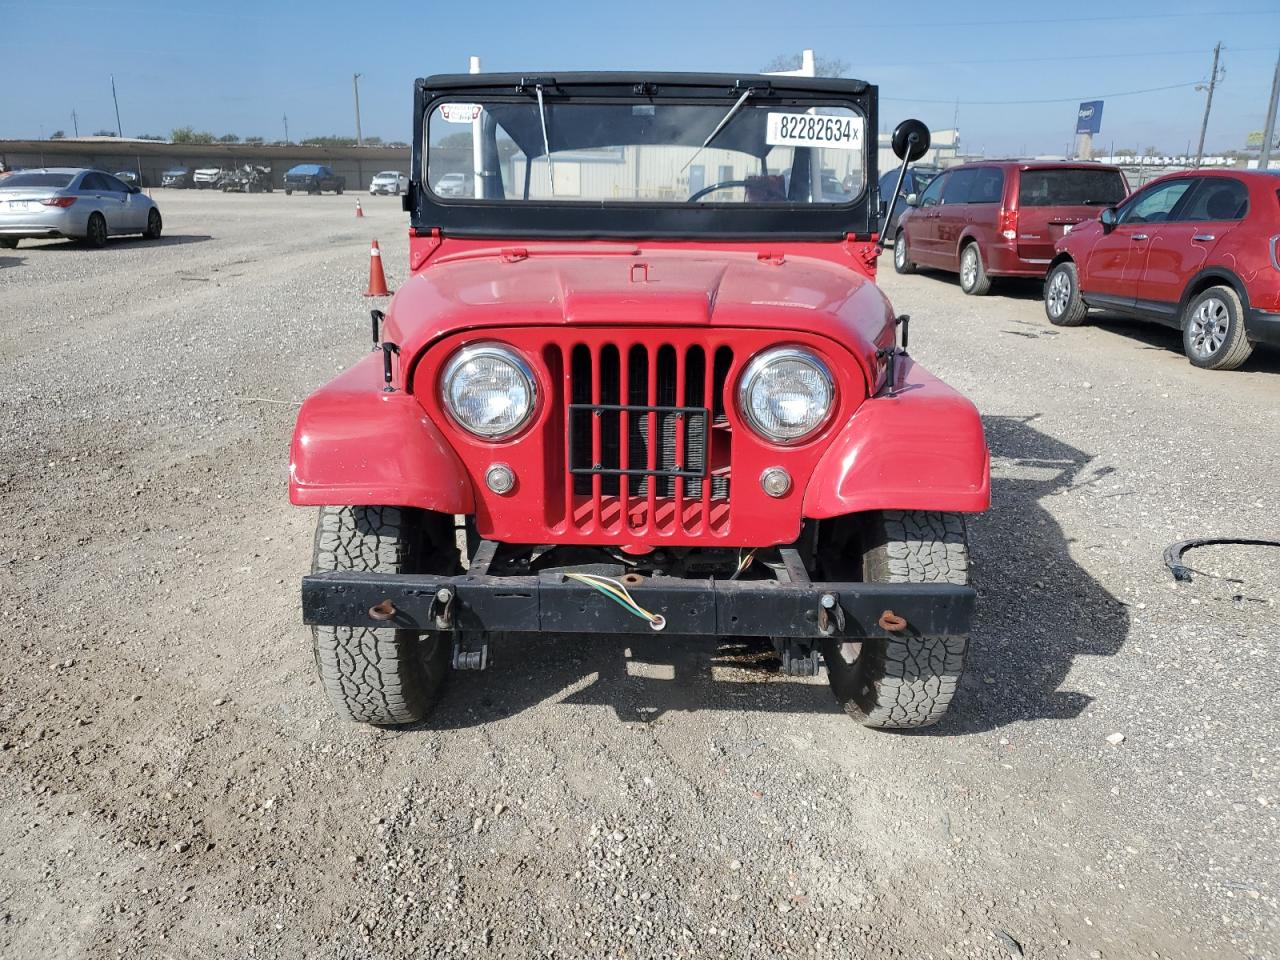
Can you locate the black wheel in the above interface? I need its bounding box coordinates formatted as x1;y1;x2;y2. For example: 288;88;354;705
335;184;344;195
823;510;970;729
0;237;17;250
958;243;991;295
1182;285;1253;371
1044;261;1088;326
84;213;108;249
893;231;916;275
143;207;162;240
285;188;293;196
311;505;458;726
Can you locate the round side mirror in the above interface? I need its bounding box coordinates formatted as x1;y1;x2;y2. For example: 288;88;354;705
1099;207;1117;232
905;193;919;207
891;119;932;162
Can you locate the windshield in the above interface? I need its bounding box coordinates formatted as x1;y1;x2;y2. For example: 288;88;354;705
1019;168;1128;207
1;172;75;189
425;98;865;205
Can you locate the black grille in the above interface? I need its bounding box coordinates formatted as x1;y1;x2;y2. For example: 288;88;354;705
568;344;731;499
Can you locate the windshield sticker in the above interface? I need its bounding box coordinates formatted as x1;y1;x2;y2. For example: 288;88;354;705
766;113;863;150
440;103;484;123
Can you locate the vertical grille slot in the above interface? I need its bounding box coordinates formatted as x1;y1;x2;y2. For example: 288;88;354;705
567;340;731;533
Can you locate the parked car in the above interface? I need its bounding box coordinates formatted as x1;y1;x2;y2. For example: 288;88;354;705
432;171;469;197
894;160;1129;295
0;168;163;248
291;73;989;731
193;166;228;189
161;167;192;189
1045;169;1280;370
878;164;939;235
369;170;409;195
220;164;274;193
284;164;345;195
114;170;147;189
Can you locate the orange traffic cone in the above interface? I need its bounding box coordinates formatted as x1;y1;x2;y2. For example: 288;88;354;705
364;240;391;297
355;198;364;218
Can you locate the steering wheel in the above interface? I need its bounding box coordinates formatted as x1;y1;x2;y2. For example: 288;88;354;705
687;179;749;202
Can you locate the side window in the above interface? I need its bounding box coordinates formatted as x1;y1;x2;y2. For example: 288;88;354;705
102;175;129;193
942;168;978;205
78;172;103;191
919;172;947;207
1182;178;1248;222
968;168;1005;204
1118;179;1194;225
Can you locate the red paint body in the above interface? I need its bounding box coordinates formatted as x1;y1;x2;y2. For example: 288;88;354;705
290;234;991;547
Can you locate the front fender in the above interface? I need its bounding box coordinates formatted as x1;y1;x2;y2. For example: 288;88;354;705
803;357;990;517
289;352;474;513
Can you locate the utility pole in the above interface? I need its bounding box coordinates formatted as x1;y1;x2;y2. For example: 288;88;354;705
110;74;123;138
353;73;363;147
71;109;79;137
1259;50;1279;171
1195;42;1223;167
282;114;289;145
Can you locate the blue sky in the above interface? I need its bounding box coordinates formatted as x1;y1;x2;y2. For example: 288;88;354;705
1;0;1276;156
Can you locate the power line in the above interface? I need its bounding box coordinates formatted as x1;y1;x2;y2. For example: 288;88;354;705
884;80;1204;106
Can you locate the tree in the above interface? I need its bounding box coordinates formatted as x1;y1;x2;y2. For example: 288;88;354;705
244;136;264;145
218;133;241;143
171;126;216;144
135;133;165;141
50;130;66;139
1143;146;1159;157
92;129;117;137
301;134;359;147
761;53;850;77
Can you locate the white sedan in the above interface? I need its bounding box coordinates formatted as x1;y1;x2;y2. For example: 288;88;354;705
0;168;162;249
369;171;409;196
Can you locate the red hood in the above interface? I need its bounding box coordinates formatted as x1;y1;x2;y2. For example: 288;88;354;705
382;245;896;389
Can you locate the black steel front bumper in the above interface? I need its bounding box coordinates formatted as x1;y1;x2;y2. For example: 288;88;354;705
301;570;975;639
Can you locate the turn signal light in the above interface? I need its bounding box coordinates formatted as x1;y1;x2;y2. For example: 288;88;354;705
40;197;77;207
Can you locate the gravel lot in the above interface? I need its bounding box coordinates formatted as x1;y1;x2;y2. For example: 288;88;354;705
0;191;1276;960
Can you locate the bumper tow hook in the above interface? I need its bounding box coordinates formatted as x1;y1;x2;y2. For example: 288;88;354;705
368;599;397;622
878;610;908;633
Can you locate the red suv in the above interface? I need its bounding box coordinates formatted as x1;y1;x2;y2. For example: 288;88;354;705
894;161;1129;295
1045;170;1280;370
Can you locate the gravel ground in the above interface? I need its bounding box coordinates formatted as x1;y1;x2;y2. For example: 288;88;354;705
0;191;1276;960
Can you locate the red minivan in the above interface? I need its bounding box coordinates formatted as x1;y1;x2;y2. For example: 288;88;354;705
893;160;1130;295
1045;169;1280;370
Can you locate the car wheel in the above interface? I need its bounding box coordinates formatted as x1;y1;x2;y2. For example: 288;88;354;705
1044;261;1089;326
142;208;163;240
0;238;18;250
823;510;970;729
335;185;344;195
893;231;916;275
85;213;108;249
1182;285;1253;371
958;243;991;295
285;188;293;196
311;505;458;726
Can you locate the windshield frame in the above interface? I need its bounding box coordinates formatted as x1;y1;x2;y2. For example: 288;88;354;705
410;72;878;242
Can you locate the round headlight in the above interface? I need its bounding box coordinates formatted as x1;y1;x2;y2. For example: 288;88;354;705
738;347;834;444
441;343;536;439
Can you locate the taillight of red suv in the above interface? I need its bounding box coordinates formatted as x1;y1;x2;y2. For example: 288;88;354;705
997;207;1018;242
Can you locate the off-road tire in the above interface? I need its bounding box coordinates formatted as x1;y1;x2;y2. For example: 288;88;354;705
311;505;458;726
84;213;108;249
1182;285;1253;371
335;184;344;195
142;208;162;240
893;231;916;274
958;242;991;296
1044;260;1089;326
0;238;18;249
285;188;293;196
824;510;970;729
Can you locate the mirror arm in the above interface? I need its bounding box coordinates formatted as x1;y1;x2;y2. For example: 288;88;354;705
877;135;917;251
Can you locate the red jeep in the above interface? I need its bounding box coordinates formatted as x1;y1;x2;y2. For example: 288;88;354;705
1045;169;1280;370
290;73;990;729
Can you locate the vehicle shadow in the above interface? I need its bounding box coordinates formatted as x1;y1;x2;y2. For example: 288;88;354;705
1087;312;1280;374
27;234;213;251
409;414;1127;734
0;255;24;269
